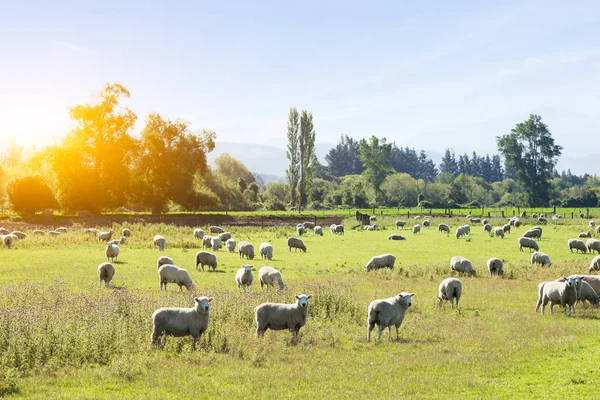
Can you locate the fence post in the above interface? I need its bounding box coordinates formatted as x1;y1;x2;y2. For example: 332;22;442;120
501;210;504;218
407;211;410;219
571;212;574;219
488;211;490;218
314;215;317;227
553;206;556;215
587;208;590;219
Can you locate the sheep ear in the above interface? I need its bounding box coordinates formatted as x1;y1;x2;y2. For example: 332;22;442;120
194;297;199;302
208;297;214;302
409;293;415;297
307;294;312;299
295;295;300;300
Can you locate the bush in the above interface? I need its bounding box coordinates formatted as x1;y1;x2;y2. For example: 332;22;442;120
7;175;58;214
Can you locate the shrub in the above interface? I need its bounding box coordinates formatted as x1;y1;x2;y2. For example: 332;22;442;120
7;175;58;214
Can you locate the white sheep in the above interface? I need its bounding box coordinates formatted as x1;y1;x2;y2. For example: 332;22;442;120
84;228;100;235
330;224;337;234
437;278;462;308
483;224;492;234
579;231;591;239
209;226;224;234
296;226;306;236
98;230;114;242
334;224;344;235
518;237;539;252
503;224;511;233
238;241;255;259
254;294;312;337
568;239;587;254
438;224;450;234
33;230;46;235
259;242;273;260
48;231;61;236
482;219;488;225
303;221;315;229
396;220;407;229
105;244;120;262
414;215;422;220
423;219;431;228
151;296;213;350
494;227;504;239
122;228;132;237
590;221;596;228
1;235;13;249
367;292;414;342
97;262;115;288
455;226;466;239
487;258;504;277
157;256;174;270
523;228;542;240
218;232;232;242
226;238;236;253
202;236;213;249
193;229;205;240
210;236;222;251
531;213;538;219
55;227;68;233
364;254;396;272
195;251;217;272
587;239;600;254
450;256;475;276
577;281;599;307
536;277;578;316
235;264;254;289
287;237;306;252
388;234;406;240
412;224;421;234
153;235;166;251
314;226;323;236
258;266;285;290
538;217;548;223
11;231;27;239
158;264;194;291
531;251;552;268
589;256;600;273
370;216;377;222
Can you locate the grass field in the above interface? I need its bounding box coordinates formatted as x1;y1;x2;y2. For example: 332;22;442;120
1;215;600;398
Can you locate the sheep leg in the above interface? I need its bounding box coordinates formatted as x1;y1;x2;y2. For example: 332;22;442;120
367;323;375;342
191;334;199;351
394;325;400;341
377;325;385;341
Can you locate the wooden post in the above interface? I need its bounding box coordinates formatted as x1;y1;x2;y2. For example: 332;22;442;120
571;212;574;219
587;208;590;219
314;215;317;227
407;211;410;219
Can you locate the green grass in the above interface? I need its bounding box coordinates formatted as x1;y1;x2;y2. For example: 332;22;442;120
1;216;600;399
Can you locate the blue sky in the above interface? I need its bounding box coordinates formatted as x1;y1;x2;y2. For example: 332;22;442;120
1;0;599;164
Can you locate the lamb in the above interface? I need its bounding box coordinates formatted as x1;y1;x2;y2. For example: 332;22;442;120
258;266;285;290
536;277;578;316
367;292;414;342
590;221;596;228
364;225;375;231
195;251;218;271
296;226;306;236
423;219;431;228
314;226;323;236
450;256;475;276
97;262;115;288
531;251;552;267
2;234;13;249
202;236;213;249
437;278;462;308
235;264;254;289
396;220;407;229
210;236;222;251
487;258;504;277
518;237;539;252
523;228;542;240
254;294;312;337
98;230;114;242
122;228;132;237
503;224;511;233
438;224;450;234
483;223;492;233
412;224;421;234
494;227;504;238
568;239;587;254
334;224;344;235
157;256;175;270
218;232;232;242
287;237;306;252
364;254;396;272
259;242;273;260
579;231;591;239
303;221;315;229
158;264;194;291
105;244;120;262
209;226;225;234
388;234;406;240
33;230;46;235
238;241;255;259
589;256;600;273
55;227;68;233
11;231;27;239
153;235;166;251
151;296;213;350
586;239;600;254
580;213;585;219
193;229;205;240
225;238;236;253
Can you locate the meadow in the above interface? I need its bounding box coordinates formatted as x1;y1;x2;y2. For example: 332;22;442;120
1;215;600;399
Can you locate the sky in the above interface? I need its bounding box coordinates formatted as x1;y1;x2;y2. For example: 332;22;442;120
1;0;599;165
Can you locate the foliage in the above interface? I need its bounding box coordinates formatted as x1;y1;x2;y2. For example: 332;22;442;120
286;108;300;207
325;134;364;177
390;146;437;181
298;110;316;210
6;175;58;214
214;153;255;185
358;136;393;205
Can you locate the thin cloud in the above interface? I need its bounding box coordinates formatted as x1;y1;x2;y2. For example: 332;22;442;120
51;39;94;56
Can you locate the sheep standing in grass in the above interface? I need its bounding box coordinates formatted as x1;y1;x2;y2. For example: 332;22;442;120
85;228;100;235
334;224;344;235
33;230;46;235
209;226;224;234
568;239;587;254
158;264;194;291
487;258;504;277
577;281;599;306
531;251;552;267
210;236;222;251
157;256;175;270
235;264;254;289
329;224;336;234
589;256;600;273
122;228;132;237
11;231;27;239
396;220;407;229
364;254;396;272
55;227;68;233
98;230;114;242
531;213;538;219
388;234;406;240
254;294;312;337
226;238;236;253
98;262;115;288
538;217;548;223
1;235;13;249
590;221;596;228
523;228;542;240
314;226;323;236
518;237;539;252
258;267;285;290
195;251;218;271
370;216;377;223
482;219;488;225
0;228;8;235
483;224;492;234
494;227;504;239
579;231;591;239
586;239;600;254
367;292;414;342
202;236;213;249
503;224;511;234
49;231;61;236
438;224;450;234
287;237;306;252
193;229;205;240
296;226;306;236
151;296;213;350
437;278;462;308
238;241;255;259
412;224;421;234
597;226;600;236
105;244;119;262
303;221;315;229
423;220;431;228
259;242;273;260
218;232;232;242
455;226;466;239
450;256;475;276
153;235;166;251
536;277;578;316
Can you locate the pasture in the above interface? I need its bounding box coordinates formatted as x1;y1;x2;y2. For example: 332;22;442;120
1;215;600;398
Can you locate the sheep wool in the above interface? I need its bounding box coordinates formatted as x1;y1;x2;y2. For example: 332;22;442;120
98;262;115;288
158;264;194;291
364;254;396;272
195;251;218;272
235;264;254;289
367;292;414;342
258;266;285;290
259;242;273;260
254;294;312;337
437;278;462;308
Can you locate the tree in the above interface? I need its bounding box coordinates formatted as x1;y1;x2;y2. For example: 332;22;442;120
298;110;316;210
214;153;255;185
286;108;300;207
238;177;248;193
358;136;393;205
439;149;458;176
497;114;563;206
7;175;58;214
325;134;364;177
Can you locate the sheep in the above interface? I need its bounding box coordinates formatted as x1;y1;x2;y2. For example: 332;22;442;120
586;239;600;254
151;296;213;350
509;217;520;227
0;228;8;235
367;292;414;342
462;225;471;235
465;214;472;219
235;264;254;289
487;258;504;277
469;217;481;224
572;275;600;294
254;294;312;337
364;254;396;272
98;262;115;288
482;219;488;225
370;216;377;222
450;256;475;276
423;219;431;228
568;239;587;254
538;216;548;223
523;228;542;240
122;228;132;237
483;223;492;234
158;264;194;291
84;228;99;235
412;224;421;234
105;244;120;262
55;227;68;233
494;227;504;239
590;221;596;228
589;256;600;273
259;242;273;260
238;241;255;259
314;226;323;236
597;226;600;235
437;278;462;308
153;235;166;251
296;226;306;236
258;266;285;290
536;277;578;316
388;234;406;240
329;224;336;234
98;230;114;242
372;224;379;230
455;226;466;239
577;281;599;307
2;235;13;249
209;226;224;234
202;236;213;249
531;213;538;219
11;231;27;239
531;251;552;268
396;220;407;229
518;237;539;252
303;221;315;229
218;232;232;242
157;256;175;270
580;213;585;219
195;251;218;271
364;225;375;231
193;229;205;240
48;231;61;236
33;230;46;235
520;212;526;218
226;238;236;253
438;224;450;234
210;236;222;251
579;231;592;239
287;237;306;252
503;224;511;233
334;224;344;235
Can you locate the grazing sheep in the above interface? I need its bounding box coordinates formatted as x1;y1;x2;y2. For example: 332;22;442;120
107;237;126;246
538;217;548;223
580;213;585;219
412;224;421;234
33;230;46;235
122;228;132;237
577;281;599;306
531;213;538;219
396;220;407;229
48;231;61;236
303;221;315;229
218;232;232;242
370;216;377;222
210;236;222;251
238;241;255;259
105;244;120;262
586;239;600;254
329;224;336;234
195;251;218;271
254;294;312;337
314;226;323;236
367;292;414;342
597;226;600;235
455;226;467;239
423;220;431;228
226;238;236;253
450;256;475;275
462;225;471;235
1;234;13;249
235;264;254;289
487;258;504;277
157;256;175;270
537;277;578;316
568;239;587;254
364;225;375;231
438;224;450;234
98;262;115;288
151;296;213;350
0;228;8;235
55;227;68;233
590;221;596;228
209;226;224;234
494;227;504;239
531;251;552;268
193;229;205;240
482;219;488;225
469;217;481;224
202;235;213;249
258;266;285;290
465;215;472;219
287;237;306;252
520;212;526;218
334;224;344;235
523;228;542;240
579;231;592;239
483;224;492;233
98;230;114;242
518;237;539;252
588;256;600;273
364;254;396;272
11;231;27;239
158;264;194;291
388;234;406;241
153;235;166;251
296;226;306;236
259;242;273;260
503;224;511;233
437;278;462;308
